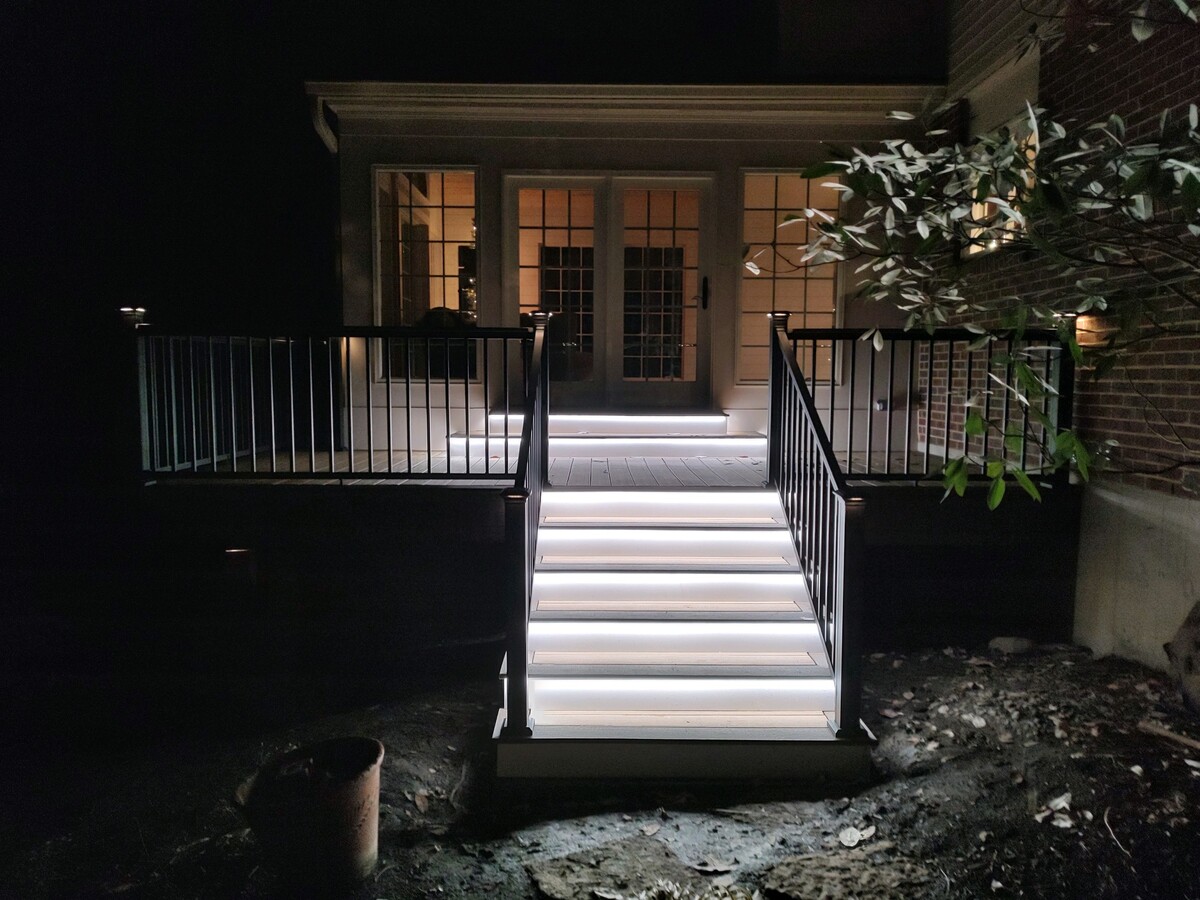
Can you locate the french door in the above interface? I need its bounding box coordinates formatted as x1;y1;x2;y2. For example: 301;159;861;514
508;175;712;409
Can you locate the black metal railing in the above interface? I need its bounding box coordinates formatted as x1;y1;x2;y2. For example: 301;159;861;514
502;312;550;738
785;327;1074;483
768;313;866;740
136;327;531;480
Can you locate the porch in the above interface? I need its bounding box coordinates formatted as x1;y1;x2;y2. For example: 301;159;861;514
134;316;1080;779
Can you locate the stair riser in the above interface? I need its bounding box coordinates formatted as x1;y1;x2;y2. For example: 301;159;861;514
528;621;822;653
536;528;799;570
541;490;783;526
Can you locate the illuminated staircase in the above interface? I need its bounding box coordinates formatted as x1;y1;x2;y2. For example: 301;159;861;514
495;413;869;779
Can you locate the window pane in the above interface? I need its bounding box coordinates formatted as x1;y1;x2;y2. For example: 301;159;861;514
375;169;477;332
737;172;841;383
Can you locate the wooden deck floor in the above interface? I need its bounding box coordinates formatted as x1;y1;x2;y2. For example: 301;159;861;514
150;448;767;488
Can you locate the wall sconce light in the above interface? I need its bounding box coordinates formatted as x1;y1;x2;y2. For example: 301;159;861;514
1076;314;1116;348
118;306;147;327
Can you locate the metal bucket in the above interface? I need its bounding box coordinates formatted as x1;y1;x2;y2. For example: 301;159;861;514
235;737;385;889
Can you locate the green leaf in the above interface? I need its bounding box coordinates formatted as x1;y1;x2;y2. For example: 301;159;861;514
1181;173;1200;221
986;460;1005;479
1122;160;1155;195
1074;437;1092;480
965;411;987;436
941;456;970;501
802;161;841;179
987;476;1007;510
1012;468;1042;503
1066;335;1084;365
974;175;993;204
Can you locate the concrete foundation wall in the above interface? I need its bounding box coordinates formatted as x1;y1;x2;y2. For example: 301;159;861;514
1074;482;1200;673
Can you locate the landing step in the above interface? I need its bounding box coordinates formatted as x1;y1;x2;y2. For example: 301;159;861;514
549;435;767;459
488;412;729;436
540;490;786;527
449;434;766;459
536;527;799;571
495;718;874;779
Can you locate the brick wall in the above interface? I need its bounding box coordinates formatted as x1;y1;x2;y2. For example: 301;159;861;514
950;14;1200;497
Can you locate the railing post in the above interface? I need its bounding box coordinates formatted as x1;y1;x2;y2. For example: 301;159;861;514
833;495;868;739
502;487;533;738
528;311;551;488
136;331;151;474
767;311;790;488
1054;326;1077;488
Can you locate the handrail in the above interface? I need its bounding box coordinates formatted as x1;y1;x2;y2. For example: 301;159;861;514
501;312;550;738
782;326;1061;342
768;312;866;740
137;325;531;340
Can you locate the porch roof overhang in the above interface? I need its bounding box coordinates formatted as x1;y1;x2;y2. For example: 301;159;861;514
304;82;944;154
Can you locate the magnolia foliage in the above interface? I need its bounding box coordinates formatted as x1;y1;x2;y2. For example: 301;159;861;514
771;101;1200;504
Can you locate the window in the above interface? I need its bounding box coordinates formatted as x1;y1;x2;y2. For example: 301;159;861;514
962;129;1036;258
738;173;841;382
376;169;477;325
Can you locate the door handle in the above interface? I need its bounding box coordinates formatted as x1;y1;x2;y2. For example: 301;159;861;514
701;276;709;310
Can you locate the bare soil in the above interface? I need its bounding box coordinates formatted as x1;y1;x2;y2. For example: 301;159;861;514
4;644;1199;899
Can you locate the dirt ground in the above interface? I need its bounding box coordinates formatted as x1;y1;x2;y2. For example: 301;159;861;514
4;643;1200;899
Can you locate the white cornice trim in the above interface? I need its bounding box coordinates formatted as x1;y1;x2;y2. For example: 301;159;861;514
305;82;943;130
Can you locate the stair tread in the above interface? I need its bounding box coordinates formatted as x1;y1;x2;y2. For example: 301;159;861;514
530;710;830;739
528;661;832;678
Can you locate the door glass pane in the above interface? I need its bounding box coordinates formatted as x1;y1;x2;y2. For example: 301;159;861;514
621;189;700;382
518;188;595;381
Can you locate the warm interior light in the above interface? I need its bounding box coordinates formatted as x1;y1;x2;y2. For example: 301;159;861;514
1076;314;1115;348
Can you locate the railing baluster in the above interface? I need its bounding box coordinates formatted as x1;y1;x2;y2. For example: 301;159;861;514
207;337;218;470
288;337;297;474
464;336;472;475
309;338;317;474
483;338;491;474
425;337;433;475
924;338;933;477
366;336;375;474
904;339;913;476
328;338;336;473
965;345;975;472
944;341;954;469
386;338;394;474
404;337;412;474
346;335;354;474
443;338;452;474
167;338;179;472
